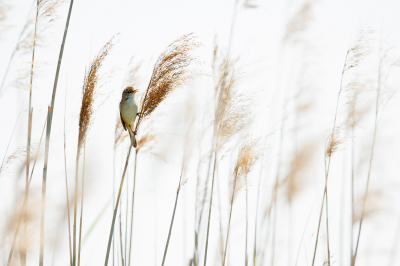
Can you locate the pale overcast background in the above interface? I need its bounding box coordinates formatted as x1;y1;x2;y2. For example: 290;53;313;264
1;0;400;266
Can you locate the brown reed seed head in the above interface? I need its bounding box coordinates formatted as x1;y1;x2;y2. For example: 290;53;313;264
233;137;261;191
135;33;200;132
78;38;114;152
325;128;342;158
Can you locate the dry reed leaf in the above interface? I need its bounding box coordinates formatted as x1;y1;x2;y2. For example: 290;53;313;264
78;37;114;152
136;33;200;131
325;127;342;158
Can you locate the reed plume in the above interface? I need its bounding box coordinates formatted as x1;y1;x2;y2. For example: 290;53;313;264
73;38;114;266
135;33;200;132
311;29;372;266
203;49;250;266
104;33;199;266
223;137;261;266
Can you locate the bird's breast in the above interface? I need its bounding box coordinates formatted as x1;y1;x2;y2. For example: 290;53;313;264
120;97;138;126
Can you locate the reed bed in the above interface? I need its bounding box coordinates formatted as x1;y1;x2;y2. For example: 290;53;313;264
1;2;400;266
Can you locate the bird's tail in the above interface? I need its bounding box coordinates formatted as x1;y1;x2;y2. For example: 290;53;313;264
128;127;137;148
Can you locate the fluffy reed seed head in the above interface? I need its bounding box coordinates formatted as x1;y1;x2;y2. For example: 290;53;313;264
325;128;342;158
38;0;66;24
135;33;200;132
343;28;373;74
233;137;261;191
0;145;31;178
213;52;249;151
78;38;114;152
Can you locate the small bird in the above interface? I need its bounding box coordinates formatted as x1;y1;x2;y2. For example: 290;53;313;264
119;86;139;148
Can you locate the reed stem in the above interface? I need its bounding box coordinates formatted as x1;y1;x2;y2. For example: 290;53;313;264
39;106;52;266
161;165;185;266
104;146;132;266
128;151;138;266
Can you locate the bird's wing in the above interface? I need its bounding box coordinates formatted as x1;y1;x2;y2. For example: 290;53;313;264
119;103;127;131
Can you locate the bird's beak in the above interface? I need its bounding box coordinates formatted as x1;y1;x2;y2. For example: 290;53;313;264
132;89;138;93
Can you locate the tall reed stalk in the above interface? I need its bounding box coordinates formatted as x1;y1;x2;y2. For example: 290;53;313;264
203;51;249;266
39;1;75;264
352;38;382;266
311;35;356;266
64;85;72;265
23;2;39;263
161;119;193;266
127;151;137;266
222;138;260;266
73;38;114;266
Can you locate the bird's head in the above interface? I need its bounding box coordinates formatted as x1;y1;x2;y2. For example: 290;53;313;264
122;86;138;96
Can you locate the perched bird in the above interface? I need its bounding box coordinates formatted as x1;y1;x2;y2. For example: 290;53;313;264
119;86;139;148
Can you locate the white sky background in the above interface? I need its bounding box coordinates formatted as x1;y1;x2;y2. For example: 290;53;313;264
1;0;400;266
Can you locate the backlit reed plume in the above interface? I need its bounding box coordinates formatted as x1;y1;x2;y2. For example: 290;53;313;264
73;38;114;266
104;33;199;266
203;50;250;266
352;37;392;266
223;137;261;266
311;29;372;266
135;33;200;132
